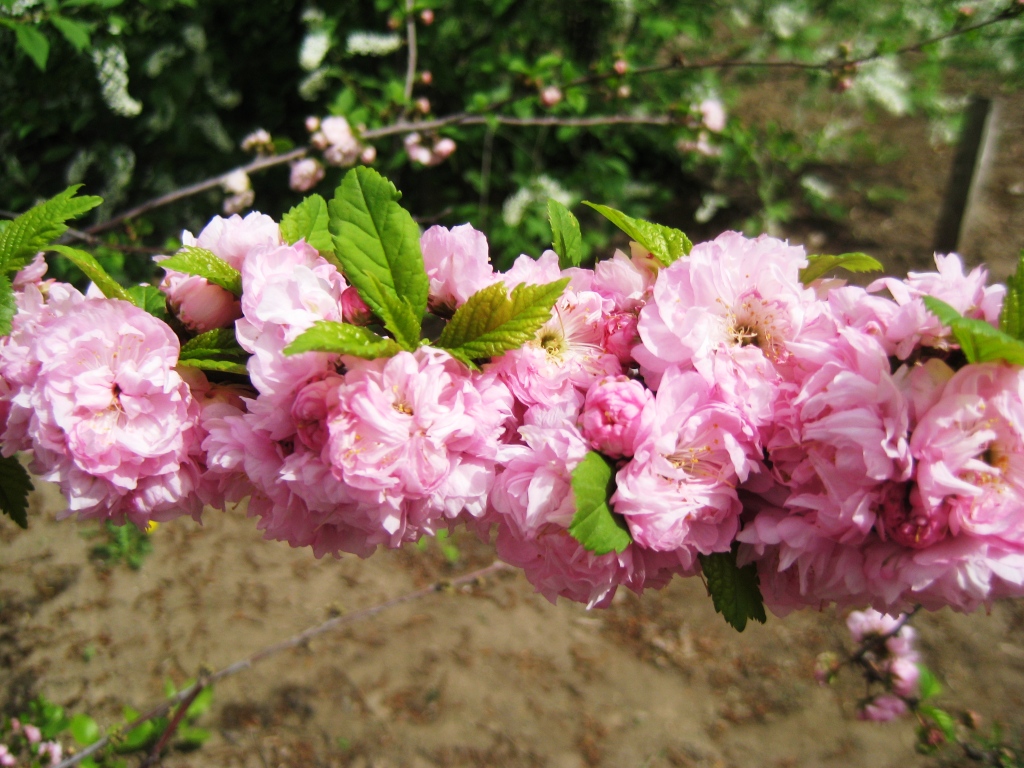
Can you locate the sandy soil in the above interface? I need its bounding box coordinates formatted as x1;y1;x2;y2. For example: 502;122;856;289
3;82;1024;768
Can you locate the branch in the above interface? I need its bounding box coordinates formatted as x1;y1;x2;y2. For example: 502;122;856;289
82;148;308;237
137;674;209;768
403;0;417;105
53;561;511;768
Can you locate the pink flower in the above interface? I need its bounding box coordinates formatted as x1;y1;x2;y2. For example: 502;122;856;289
1;294;202;527
0;744;14;767
859;694;908;722
612;368;759;557
13;253;47;289
846;608;904;642
319;116;362;167
579;375;653;458
697;98;727;132
420;224;498;312
289;157;325;192
181;211;281;271
890;656;920;698
23;723;41;744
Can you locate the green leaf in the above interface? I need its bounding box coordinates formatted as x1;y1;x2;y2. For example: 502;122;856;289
49;15;92;51
177;359;249;375
69;713;101;746
115;720;155;753
799;252;884;284
568;451;632;556
436;278;569;366
329;167;428;348
284;320;403;359
917;664;942;701
47;245;133;303
185;685;214;721
548;199;583;269
0;185;102;272
180;328;247;361
999;250;1024;340
125;285;168;320
0;273;15;337
0;454;32;529
11;21;50;70
699;548;767;632
175;725;211;748
281;194;335;261
924;296;1024;366
158;247;242;296
919;704;957;741
582;202;691;266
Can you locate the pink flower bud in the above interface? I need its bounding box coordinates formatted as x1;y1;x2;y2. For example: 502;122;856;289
415;97;431;114
162;273;241;333
419;8;434;24
310;130;329;150
360;145;377;164
240;128;272;153
289;158;325;192
305;115;321;133
613;59;628;75
431;137;456;162
342;286;372;326
24;724;41;744
420;70;433;85
580;375;653;458
407;143;434;165
292;378;334;452
9;719;20;734
858;694;907;722
540;86;563;107
697;98;726;132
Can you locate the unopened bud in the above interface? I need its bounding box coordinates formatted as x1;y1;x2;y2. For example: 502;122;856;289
360;145;377;164
420;70;433;85
305;116;321;133
617;84;631;98
613;59;628;75
540;85;563;107
419;8;434;24
415;97;431;114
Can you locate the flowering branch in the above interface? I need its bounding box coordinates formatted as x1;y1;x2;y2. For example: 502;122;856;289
53;561;512;768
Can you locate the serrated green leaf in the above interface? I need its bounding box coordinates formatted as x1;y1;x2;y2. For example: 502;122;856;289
284;320;403;359
0;454;32;529
924;296;1024;365
919;705;957;741
999;250;1024;340
0;186;102;272
176;359;249;375
699;548;767;632
568;451;632;556
180;328;247;361
50;15;91;51
548;199;583;269
583;202;691;266
799;252;884;284
917;664;942;701
436;278;569;364
11;21;49;70
281;194;335;261
329;167;428;346
70;713;101;746
125;285;168;320
0;273;15;337
159;247;242;296
47;244;133;303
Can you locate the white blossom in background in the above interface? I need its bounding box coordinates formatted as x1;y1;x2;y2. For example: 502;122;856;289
694;193;728;224
299;67;330;101
346;31;402;57
0;0;42;15
300;28;332;71
91;44;143;117
181;24;207;52
144;44;185;77
241;129;274;153
766;2;809;39
501;175;574;226
849;57;911;116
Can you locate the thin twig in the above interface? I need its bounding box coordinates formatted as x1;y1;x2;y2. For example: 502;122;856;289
403;0;417;105
137;675;209;768
82;148;308;237
53;561;511;768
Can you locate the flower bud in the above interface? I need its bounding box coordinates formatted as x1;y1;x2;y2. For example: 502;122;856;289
305;115;321;133
580;375;653;458
419;8;434;24
289;158;325;192
360;145;377;164
420;70;433;85
540;85;563;107
613;59;628;75
342;286;373;326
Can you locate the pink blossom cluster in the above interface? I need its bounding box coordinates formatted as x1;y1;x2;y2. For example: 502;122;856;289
4;209;1024;619
844;609;921;722
4;717;62;766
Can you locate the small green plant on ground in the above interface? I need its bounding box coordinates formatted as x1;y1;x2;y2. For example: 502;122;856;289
86;521;153;570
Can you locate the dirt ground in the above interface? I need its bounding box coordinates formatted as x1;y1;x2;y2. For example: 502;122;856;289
3;84;1024;768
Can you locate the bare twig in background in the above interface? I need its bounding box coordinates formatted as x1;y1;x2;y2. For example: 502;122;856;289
54;560;512;768
403;0;417;105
